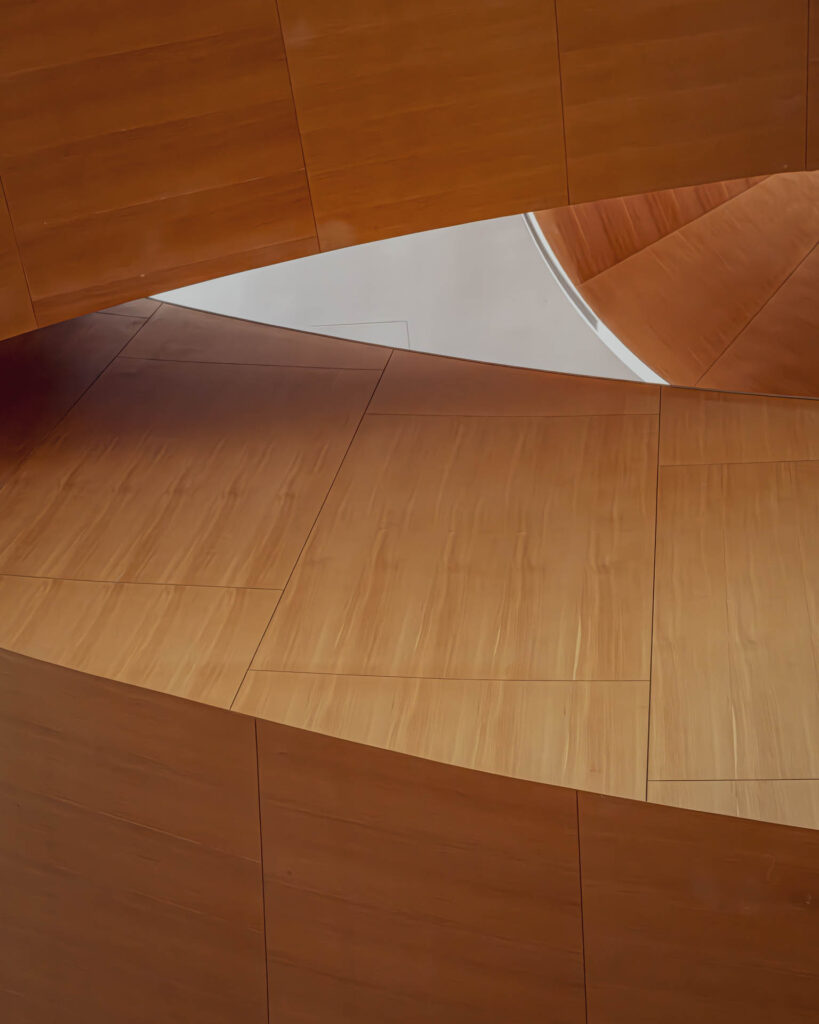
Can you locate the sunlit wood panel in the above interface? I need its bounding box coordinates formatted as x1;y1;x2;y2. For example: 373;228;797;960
649;780;819;831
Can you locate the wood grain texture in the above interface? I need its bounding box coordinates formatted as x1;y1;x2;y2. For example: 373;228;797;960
649;781;819;831
125;302;391;368
0;5;317;323
0;312;143;485
580;173;819;385
257;719;586;1023
699;243;819;397
276;0;568;249
237;672;648;798
0;180;35;339
810;0;819;169
660;387;819;465
579;792;819;1024
556;0;809;203
102;298;160;318
255;412;658;680
0;358;379;587
0;648;266;1024
535;177;763;285
0;576;280;708
650;461;819;781
369;349;659;416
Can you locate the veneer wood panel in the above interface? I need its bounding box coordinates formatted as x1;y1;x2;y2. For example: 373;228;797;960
237;672;649;798
369;349;659;416
556;0;808;203
650;461;819;781
126;302;390;368
579;792;819;1023
0;576;280;708
0;359;379;587
580;173;819;384
102;298;160;318
649;781;819;831
809;0;819;169
0;312;142;485
276;0;568;248
660;387;819;465
255;412;657;680
257;720;586;1023
699;243;819;397
0;181;34;339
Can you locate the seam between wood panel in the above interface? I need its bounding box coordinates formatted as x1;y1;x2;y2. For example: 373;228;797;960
576;791;590;1024
644;392;662;798
253;719;273;1024
0;174;37;326
551;0;572;204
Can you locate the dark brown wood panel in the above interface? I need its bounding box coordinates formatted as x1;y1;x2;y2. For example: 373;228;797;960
0;6;317;323
579;792;819;1023
276;0;568;249
0;649;267;1023
257;720;586;1023
556;0;808;202
808;0;819;169
0;180;34;338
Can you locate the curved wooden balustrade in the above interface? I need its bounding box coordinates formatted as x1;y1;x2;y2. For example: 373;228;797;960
0;0;818;342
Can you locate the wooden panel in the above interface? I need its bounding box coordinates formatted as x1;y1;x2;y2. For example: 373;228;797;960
0;180;35;338
103;298;160;318
126;302;391;368
369;349;659;416
257;720;586;1023
699;243;819;397
580;173;819;385
255;412;658;680
0;648;266;1023
579;792;819;1024
0;8;318;323
810;0;819;169
660;387;819;465
0;576;280;708
556;0;808;203
649;781;819;831
0;359;379;587
535;177;763;285
276;0;568;249
650;461;819;781
0;312;143;485
237;672;649;798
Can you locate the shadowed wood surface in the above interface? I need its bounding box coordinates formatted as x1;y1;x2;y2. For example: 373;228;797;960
0;182;34;339
810;0;819;169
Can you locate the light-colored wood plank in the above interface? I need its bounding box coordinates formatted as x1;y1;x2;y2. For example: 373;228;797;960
103;298;161;318
0;359;379;587
276;0;567;248
0;312;144;485
0;179;35;339
125;303;390;369
648;781;819;831
237;672;648;798
369;349;659;416
556;0;808;203
580;173;819;385
650;461;819;780
255;412;658;680
660;387;819;465
0;576;280;708
699;243;819;397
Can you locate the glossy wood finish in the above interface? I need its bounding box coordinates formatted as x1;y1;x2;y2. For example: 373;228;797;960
649;781;819;831
0;359;379;587
0;312;144;485
0;181;34;339
580;173;819;385
556;0;808;203
370;349;659;416
126;302;391;368
257;719;586;1023
276;0;568;249
0;576;280;707
256;412;658;680
579;792;819;1023
237;672;649;798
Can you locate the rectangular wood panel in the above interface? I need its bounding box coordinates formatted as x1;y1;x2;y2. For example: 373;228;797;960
810;0;819;169
579;792;819;1023
0;3;317;322
257;720;586;1023
276;0;568;248
649;780;819;831
0;179;35;338
556;0;808;202
255;412;658;680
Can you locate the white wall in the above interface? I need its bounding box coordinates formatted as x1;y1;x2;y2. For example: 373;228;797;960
156;215;643;381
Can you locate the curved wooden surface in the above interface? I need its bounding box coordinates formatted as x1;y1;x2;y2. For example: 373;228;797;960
536;169;819;396
1;306;818;832
0;0;817;341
